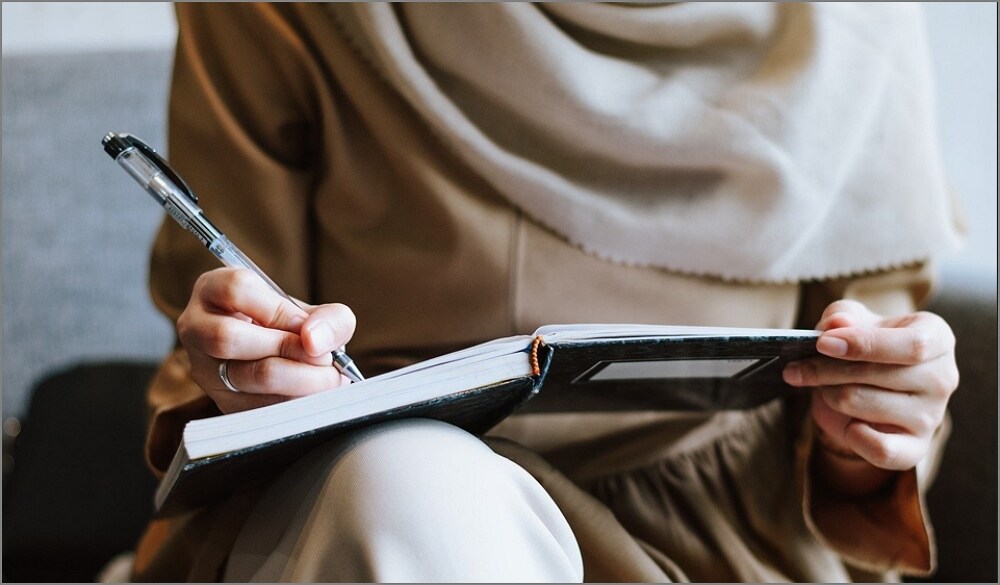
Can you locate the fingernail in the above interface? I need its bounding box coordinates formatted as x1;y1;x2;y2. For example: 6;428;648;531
818;335;848;357
306;321;335;352
783;363;803;385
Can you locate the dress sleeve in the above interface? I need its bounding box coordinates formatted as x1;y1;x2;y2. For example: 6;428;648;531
145;3;325;474
793;262;948;576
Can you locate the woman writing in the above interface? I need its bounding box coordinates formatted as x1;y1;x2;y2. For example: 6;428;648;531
133;3;963;582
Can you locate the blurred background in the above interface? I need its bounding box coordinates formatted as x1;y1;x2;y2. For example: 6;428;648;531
2;2;996;583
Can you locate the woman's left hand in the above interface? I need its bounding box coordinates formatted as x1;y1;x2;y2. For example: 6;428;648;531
783;299;958;474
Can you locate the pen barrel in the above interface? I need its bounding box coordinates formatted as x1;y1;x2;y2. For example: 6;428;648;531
116;148;165;203
209;236;295;304
114;148;224;247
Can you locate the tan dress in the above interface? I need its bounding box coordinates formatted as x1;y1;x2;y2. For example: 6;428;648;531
133;4;943;582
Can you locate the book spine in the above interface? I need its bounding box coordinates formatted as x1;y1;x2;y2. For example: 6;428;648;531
532;339;556;391
530;336;543;376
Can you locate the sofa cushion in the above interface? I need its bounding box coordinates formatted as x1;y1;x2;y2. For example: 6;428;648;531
2;362;159;583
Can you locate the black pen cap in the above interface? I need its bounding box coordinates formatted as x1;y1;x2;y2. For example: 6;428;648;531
102;132;133;159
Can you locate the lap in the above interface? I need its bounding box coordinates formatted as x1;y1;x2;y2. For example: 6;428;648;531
134;405;830;583
225;418;584;582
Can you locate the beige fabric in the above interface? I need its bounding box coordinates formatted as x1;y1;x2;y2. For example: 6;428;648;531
133;3;946;582
325;3;963;282
223;419;583;582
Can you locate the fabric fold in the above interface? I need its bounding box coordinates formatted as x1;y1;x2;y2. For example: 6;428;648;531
324;3;963;283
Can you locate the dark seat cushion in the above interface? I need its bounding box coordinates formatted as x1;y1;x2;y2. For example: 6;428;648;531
914;281;999;583
2;362;159;583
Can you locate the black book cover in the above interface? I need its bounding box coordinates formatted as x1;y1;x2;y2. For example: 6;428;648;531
156;376;538;516
523;334;819;413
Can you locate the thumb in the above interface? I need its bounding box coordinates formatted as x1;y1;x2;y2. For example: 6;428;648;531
301;303;357;357
816;299;880;331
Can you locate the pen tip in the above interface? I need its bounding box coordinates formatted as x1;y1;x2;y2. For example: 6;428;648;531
339;360;365;384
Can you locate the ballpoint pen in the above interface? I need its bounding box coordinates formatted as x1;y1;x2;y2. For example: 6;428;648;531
102;131;364;384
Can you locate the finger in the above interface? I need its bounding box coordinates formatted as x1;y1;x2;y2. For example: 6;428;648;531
811;393;911;442
843;420;929;471
208;389;290;415
783;355;958;397
811;396;926;471
816;385;945;436
180;312;331;365
816;299;880;331
810;390;852;438
301;304;357;357
814;322;954;365
186;350;325;402
222;357;350;396
878;309;951;332
197;268;308;332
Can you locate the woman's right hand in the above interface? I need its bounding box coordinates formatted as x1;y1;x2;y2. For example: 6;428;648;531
177;267;357;414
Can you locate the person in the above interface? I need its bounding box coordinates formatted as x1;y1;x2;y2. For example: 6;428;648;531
131;3;965;582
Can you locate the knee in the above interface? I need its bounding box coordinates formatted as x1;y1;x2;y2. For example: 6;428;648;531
314;420;582;581
321;418;506;510
229;419;582;581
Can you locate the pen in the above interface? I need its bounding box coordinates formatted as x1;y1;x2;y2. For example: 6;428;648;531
102;131;365;384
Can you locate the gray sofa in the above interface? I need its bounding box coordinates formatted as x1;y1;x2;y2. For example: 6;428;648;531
2;50;996;583
2;49;175;583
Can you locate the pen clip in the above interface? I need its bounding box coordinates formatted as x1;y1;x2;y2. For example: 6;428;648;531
108;133;198;203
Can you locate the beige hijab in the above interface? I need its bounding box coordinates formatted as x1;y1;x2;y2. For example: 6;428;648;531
327;3;964;283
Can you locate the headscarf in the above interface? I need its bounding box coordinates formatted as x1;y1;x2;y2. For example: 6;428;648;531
327;2;964;283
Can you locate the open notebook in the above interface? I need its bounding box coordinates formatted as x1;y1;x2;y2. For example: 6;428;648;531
156;323;819;515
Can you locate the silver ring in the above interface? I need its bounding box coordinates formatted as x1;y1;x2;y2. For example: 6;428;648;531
218;360;240;393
